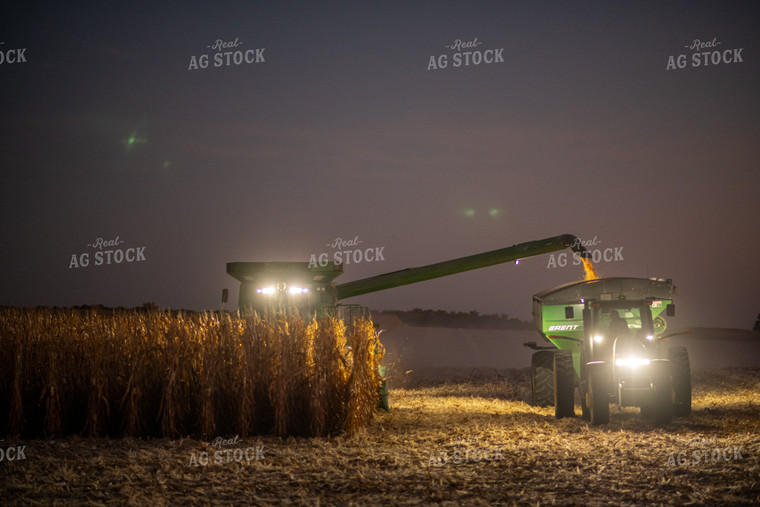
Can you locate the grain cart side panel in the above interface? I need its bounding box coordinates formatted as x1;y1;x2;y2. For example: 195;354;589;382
533;277;674;378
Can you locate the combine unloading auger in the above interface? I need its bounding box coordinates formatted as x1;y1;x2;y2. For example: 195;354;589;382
227;234;592;313
335;234;591;301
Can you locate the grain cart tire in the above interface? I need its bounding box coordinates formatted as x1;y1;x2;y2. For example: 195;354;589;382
531;350;555;406
668;347;691;417
554;349;575;418
587;362;610;425
651;359;673;426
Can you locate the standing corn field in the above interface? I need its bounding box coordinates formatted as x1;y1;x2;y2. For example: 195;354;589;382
0;307;384;439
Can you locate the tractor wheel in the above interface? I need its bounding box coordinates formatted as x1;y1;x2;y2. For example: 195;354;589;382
554;349;575;418
588;362;610;425
651;359;673;426
579;379;590;420
531;350;555;406
668;347;691;417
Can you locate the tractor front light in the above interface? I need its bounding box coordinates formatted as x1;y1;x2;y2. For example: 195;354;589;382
593;335;603;343
257;287;276;295
646;334;654;341
288;286;309;295
615;357;650;368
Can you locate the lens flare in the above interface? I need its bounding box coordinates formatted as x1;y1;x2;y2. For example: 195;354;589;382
122;131;147;149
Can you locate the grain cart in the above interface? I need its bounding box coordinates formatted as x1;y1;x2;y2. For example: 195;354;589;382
528;277;691;425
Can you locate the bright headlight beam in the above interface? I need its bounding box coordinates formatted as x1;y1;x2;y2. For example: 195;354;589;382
615;357;650;368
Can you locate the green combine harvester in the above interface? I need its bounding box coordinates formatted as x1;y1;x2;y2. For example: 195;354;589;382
226;234;590;316
227;234;691;424
529;277;691;425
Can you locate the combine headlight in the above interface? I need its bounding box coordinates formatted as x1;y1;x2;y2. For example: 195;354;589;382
593;335;603;343
615;357;650;368
288;286;309;295
256;287;276;295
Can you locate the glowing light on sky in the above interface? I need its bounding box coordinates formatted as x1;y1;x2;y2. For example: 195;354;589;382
122;131;147;149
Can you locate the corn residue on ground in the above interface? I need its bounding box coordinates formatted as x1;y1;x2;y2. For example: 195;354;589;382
1;367;757;505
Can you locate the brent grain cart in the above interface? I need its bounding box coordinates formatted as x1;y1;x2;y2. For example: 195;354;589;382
528;277;691;425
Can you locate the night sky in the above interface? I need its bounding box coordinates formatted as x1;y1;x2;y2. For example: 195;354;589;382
1;1;758;329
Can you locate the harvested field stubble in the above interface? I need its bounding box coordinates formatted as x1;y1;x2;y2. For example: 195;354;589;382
0;367;758;505
0;307;383;439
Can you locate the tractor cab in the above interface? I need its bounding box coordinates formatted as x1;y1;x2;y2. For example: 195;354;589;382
583;299;659;364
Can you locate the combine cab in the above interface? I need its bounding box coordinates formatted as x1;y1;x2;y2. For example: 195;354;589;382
529;277;691;425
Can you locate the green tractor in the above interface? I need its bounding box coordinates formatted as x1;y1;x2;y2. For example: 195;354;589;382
528;277;691;425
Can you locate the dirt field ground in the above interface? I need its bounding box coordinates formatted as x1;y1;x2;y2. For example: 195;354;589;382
1;367;758;505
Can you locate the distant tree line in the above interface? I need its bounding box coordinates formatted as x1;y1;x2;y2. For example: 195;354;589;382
381;308;533;330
